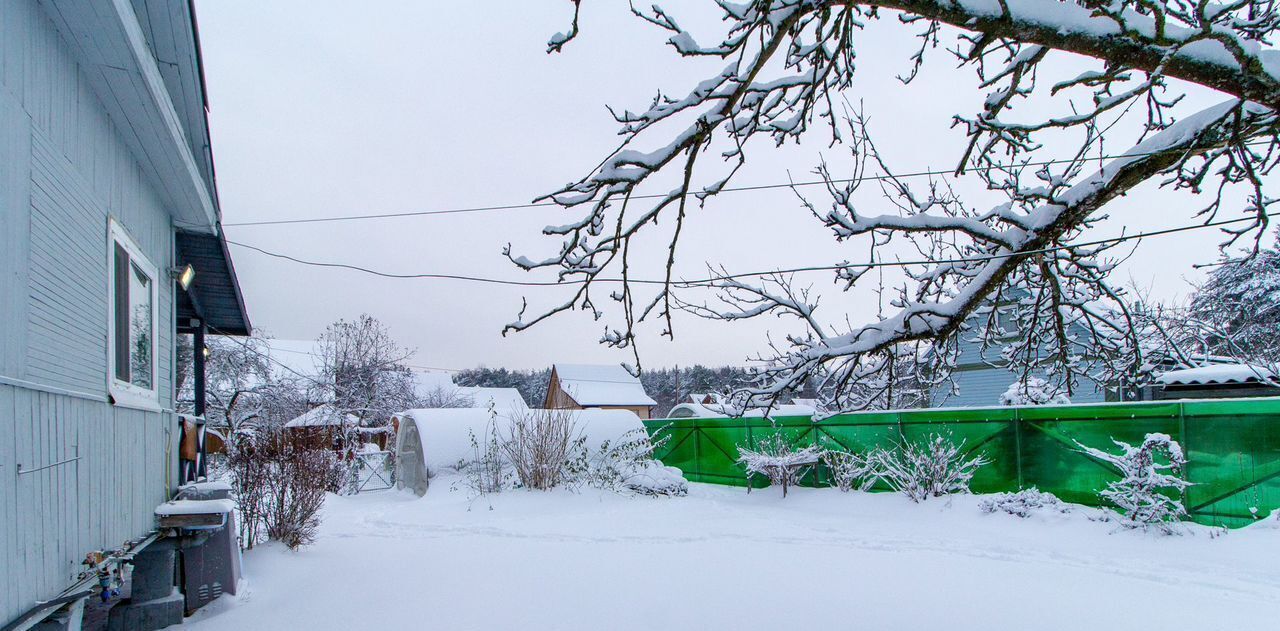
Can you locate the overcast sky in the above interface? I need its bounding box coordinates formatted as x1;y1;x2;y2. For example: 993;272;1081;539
193;1;1252;372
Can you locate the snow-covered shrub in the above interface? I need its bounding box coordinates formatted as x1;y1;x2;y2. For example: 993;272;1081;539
979;488;1071;518
737;434;824;497
1076;433;1190;534
501;408;582;490
999;377;1070;406
265;445;335;549
821;448;879;492
874;433;989;502
586;427;686;496
228;428;341;550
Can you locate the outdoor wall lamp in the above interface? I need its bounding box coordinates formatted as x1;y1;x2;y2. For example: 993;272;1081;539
171;264;196;290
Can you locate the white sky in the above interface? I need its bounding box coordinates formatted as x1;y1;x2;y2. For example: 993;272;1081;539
194;1;1255;372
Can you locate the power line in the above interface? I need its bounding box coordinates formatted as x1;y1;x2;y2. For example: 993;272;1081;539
221;144;1267;228
263;343;465;373
226;209;1277;288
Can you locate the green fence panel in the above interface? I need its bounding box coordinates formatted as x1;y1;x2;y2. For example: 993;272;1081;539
643;397;1280;528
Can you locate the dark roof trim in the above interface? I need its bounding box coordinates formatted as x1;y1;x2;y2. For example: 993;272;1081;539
176;229;251;336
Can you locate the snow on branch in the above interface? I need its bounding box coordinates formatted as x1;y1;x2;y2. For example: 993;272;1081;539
512;0;1280;411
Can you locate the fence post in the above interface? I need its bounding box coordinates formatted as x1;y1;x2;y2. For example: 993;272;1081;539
1177;402;1190;516
1013;410;1024;490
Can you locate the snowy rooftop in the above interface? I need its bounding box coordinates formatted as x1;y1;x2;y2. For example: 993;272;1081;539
457;386;527;410
1157;364;1278;386
411;369;459;398
284;404;361;428
553;363;657;407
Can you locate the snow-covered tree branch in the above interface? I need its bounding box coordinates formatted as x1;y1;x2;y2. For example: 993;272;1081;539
510;0;1280;412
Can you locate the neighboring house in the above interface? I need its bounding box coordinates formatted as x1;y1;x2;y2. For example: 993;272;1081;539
935;333;1109;407
544;363;657;419
1;1;250;628
930;292;1108;408
283;404;390;450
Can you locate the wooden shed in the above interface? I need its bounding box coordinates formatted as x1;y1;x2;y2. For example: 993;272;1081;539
543;364;657;419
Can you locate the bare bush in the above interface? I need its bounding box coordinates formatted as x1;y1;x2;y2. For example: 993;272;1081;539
501;408;582;490
874;434;989;502
457;420;510;496
821;449;879;493
738;434;824;497
1077;433;1190;534
227;436;271;550
228;428;338;550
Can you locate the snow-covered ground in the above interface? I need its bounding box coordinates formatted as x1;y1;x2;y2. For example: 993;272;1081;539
186;480;1279;630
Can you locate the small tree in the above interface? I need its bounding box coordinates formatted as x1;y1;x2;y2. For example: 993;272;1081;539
1077;433;1190;533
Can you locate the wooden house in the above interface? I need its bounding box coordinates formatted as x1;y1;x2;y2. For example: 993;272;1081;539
543;363;656;419
283;404;391;452
930;291;1107;408
1;1;251;627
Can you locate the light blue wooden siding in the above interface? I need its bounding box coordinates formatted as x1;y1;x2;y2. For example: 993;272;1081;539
1;0;177;623
934;335;1107;407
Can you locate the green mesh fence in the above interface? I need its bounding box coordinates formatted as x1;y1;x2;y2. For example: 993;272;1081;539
643;397;1280;528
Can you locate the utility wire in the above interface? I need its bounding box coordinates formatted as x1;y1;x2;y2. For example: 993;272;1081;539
262;343;465;373
226;209;1278;288
221;143;1269;228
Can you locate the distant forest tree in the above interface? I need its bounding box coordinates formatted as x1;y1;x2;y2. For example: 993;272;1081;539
454;365;775;417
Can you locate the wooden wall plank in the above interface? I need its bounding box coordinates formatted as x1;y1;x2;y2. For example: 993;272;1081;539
0;385;17;623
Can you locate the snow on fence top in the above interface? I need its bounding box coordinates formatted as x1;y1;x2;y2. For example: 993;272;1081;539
1156;364;1278;386
667;402;817;419
392;407;646;482
553;363;657;407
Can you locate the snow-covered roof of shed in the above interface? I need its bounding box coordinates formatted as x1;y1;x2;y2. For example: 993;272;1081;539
457;386;527;410
284;404;361;428
411;369;458;398
1157;363;1278;386
553;363;656;407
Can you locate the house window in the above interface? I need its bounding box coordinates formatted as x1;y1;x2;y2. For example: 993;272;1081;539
108;220;159;409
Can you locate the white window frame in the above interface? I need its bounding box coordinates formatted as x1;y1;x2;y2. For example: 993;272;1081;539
107;218;161;411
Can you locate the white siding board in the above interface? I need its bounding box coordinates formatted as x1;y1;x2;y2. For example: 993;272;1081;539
0;385;17;623
0;88;32;379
